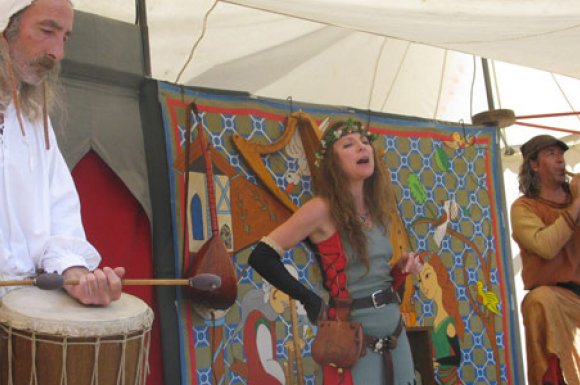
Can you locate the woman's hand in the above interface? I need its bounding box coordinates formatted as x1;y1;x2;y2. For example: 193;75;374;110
397;251;423;274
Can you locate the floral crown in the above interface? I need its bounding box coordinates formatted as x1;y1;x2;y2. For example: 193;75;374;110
314;118;378;167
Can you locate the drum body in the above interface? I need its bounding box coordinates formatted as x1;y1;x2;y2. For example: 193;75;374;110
0;287;153;385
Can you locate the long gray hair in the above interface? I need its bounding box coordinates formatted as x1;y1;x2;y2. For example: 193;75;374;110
1;6;62;120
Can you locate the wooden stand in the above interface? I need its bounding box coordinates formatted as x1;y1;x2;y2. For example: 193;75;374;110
407;326;436;385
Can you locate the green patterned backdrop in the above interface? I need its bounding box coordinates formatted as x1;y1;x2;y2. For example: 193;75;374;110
156;81;520;385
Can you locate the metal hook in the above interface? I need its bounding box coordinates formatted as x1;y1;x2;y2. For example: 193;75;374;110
459;119;467;139
287;96;294;114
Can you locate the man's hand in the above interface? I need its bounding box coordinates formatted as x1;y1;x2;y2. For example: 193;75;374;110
62;266;125;305
569;174;580;223
570;174;580;199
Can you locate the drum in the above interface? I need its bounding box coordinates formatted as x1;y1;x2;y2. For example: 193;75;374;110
0;287;153;385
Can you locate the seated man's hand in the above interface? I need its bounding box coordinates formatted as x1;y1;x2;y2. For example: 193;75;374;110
62;266;125;305
570;174;580;199
569;174;580;222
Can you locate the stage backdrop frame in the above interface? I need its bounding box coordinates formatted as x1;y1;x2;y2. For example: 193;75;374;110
144;80;522;385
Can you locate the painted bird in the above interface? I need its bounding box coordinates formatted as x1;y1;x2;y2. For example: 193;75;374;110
444;131;476;150
433;199;459;247
476;281;501;316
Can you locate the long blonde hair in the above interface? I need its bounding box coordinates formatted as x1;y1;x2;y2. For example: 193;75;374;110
315;120;395;270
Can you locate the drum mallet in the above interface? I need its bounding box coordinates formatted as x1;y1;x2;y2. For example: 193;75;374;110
0;273;222;291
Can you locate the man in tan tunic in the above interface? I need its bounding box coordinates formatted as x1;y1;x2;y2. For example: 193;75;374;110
511;135;580;385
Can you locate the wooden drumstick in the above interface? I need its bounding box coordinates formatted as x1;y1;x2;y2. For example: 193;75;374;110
0;273;222;291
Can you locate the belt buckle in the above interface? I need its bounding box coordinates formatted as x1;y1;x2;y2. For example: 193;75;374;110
373;338;384;353
371;289;385;308
372;335;398;354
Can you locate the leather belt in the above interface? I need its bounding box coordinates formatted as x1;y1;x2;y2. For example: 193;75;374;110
557;282;580;296
364;317;404;385
350;287;400;310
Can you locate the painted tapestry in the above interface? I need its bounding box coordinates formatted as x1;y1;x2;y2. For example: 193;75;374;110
157;81;521;385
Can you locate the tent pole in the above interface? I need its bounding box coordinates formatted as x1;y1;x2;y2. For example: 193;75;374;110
481;58;495;110
136;0;152;77
481;58;515;154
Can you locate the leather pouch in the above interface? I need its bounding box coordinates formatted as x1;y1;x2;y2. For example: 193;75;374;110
311;297;366;369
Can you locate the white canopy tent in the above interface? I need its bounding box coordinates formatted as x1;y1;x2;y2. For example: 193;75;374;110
70;1;580;381
72;0;580;148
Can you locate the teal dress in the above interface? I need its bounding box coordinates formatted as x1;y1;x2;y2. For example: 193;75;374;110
343;225;416;385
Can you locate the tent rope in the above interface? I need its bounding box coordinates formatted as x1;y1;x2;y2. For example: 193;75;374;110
175;0;219;83
432;49;448;119
513;121;580;135
517;111;580;119
380;41;411;111
551;72;580;125
469;56;477;121
367;37;388;112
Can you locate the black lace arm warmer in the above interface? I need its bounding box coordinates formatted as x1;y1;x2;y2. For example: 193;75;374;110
248;241;322;323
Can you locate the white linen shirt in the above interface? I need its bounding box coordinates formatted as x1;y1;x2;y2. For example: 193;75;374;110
0;103;100;296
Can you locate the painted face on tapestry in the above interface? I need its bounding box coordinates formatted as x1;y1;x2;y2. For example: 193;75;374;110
333;132;375;181
418;262;439;300
531;145;566;187
6;0;73;86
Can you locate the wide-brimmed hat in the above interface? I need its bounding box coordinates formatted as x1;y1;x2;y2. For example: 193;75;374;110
520;135;569;159
1;1;34;33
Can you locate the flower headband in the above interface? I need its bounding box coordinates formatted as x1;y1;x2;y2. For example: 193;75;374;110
314;118;378;166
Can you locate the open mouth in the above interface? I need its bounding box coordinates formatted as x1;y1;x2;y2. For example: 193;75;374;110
357;157;370;164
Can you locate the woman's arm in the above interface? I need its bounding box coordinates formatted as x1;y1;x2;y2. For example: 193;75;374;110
267;197;332;248
248;197;331;323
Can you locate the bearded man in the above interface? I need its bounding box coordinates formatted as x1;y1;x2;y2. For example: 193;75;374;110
0;0;124;304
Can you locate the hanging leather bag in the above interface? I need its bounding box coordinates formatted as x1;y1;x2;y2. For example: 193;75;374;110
311;297;366;369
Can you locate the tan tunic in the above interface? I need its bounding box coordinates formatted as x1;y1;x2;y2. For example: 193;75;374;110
511;195;580;385
511;195;580;290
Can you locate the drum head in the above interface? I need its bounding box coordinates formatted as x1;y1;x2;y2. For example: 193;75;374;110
0;287;153;336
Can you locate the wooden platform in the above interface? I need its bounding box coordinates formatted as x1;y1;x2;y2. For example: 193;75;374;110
407;326;436;385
